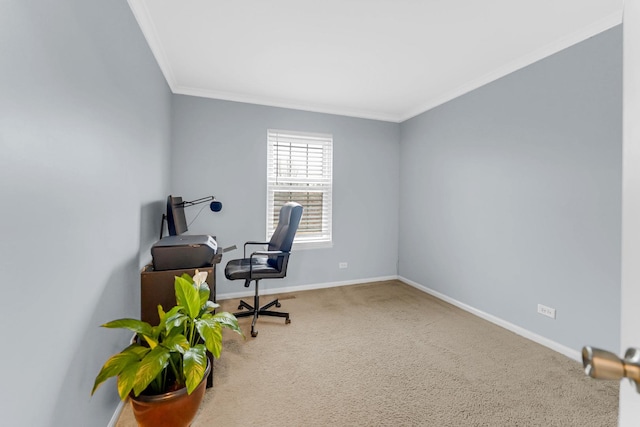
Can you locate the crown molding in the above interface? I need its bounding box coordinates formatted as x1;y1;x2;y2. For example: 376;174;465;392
173;85;402;123
399;10;623;122
127;0;178;91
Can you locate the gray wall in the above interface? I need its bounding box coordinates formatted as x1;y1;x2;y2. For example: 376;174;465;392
0;0;622;423
0;1;171;426
170;96;400;296
399;26;622;352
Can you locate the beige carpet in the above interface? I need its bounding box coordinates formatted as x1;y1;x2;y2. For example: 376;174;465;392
117;280;618;426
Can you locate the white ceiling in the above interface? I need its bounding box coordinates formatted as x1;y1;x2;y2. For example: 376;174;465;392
128;0;622;123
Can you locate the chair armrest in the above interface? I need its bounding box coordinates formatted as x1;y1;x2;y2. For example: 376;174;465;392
244;241;270;258
250;250;284;258
248;250;288;277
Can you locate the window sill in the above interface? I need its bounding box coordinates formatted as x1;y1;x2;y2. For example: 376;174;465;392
293;240;333;250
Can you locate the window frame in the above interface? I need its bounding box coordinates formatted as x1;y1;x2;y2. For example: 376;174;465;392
266;129;333;249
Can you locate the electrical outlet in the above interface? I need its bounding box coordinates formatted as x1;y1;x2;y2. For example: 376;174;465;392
339;262;348;269
537;304;556;319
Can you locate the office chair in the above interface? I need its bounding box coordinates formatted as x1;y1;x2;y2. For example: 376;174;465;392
224;202;303;337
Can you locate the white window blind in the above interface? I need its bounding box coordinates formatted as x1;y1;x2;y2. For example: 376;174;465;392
267;129;333;246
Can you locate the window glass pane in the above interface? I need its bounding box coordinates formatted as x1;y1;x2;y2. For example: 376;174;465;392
272;191;324;235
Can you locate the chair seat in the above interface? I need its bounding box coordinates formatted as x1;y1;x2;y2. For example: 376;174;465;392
224;257;285;281
223;202;302;337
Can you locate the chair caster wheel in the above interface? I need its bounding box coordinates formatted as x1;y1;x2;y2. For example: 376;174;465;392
238;305;244;310
285;318;291;324
251;330;258;337
275;302;281;308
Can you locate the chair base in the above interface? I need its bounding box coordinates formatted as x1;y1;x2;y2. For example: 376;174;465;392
234;281;290;337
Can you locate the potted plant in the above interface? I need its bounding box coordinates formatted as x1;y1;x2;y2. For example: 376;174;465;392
91;270;243;427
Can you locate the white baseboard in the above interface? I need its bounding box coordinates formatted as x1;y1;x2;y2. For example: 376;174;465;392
216;275;398;301
398;276;581;362
108;399;126;427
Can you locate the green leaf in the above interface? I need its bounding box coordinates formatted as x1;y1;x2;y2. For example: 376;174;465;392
165;305;183;317
162;333;189;354
101;318;153;337
117;360;140;400
142;335;159;350
197;283;210;307
211;312;243;335
196;319;223;358
202;300;220;314
164;311;187;335
91;344;149;396
183;345;207;394
179;273;194;284
132;346;171;396
157;305;166;322
174;276;200;319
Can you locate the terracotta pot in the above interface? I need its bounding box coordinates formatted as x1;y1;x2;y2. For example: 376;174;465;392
130;361;211;427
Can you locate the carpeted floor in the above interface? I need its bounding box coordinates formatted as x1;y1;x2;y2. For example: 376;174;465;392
116;280;618;426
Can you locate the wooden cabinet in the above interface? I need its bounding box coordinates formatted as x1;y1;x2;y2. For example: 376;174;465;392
140;263;217;325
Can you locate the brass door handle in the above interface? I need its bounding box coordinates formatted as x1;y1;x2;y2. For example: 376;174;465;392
582;346;640;392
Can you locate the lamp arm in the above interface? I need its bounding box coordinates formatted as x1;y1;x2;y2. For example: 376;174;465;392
179;196;216;207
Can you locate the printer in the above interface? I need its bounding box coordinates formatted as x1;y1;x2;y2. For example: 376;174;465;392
151;234;218;271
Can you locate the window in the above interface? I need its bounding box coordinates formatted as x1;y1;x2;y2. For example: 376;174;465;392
267;129;333;247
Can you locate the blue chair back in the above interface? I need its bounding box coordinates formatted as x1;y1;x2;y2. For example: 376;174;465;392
269;202;303;253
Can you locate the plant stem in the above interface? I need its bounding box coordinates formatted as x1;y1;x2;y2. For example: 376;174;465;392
168;354;182;385
186;317;196;347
